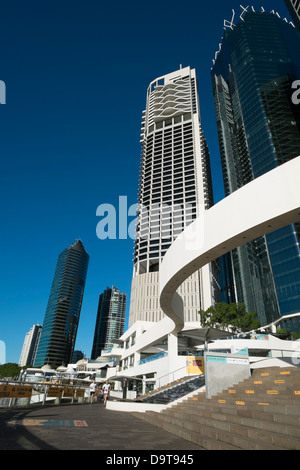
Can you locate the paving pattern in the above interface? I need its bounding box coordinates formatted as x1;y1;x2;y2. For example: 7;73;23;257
0;402;205;451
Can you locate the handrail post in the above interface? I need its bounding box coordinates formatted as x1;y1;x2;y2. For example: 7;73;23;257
43;385;48;406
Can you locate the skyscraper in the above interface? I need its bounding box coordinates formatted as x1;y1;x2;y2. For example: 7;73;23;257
129;66;218;327
211;8;300;327
285;0;300;31
34;240;89;368
91;286;126;359
19;324;42;367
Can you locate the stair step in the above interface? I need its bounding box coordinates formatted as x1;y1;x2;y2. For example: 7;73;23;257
219;384;300;394
180;396;300;417
251;367;297;376
186;390;300;406
135;412;241;450
134;367;300;450
150;410;300;450
172;400;300;426
164;405;300;438
227;381;300;390
137;411;285;450
210;394;300;405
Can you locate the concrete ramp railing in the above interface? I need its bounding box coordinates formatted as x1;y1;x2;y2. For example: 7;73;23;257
160;157;300;331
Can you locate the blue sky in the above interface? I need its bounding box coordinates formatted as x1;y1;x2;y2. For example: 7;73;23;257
0;0;290;364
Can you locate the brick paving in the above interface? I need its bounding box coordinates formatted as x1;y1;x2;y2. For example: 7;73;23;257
0;403;205;451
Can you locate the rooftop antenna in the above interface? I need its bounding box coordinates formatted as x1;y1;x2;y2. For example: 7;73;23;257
240;5;249;21
224;9;236;30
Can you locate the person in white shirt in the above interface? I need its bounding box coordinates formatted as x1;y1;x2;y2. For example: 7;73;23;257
102;380;111;407
89;380;97;405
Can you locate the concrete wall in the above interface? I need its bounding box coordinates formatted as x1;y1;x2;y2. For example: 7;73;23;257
204;352;251;399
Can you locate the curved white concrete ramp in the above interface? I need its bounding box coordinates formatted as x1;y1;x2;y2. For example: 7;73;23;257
160;156;300;330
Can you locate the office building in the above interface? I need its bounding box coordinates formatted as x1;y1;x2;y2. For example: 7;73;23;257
19;324;42;367
211;8;300;328
129;66;218;327
91;286;126;359
34;240;89;368
72;350;84;363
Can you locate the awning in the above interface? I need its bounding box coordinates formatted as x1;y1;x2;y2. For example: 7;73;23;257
179;327;231;346
110;338;124;344
108;375;143;382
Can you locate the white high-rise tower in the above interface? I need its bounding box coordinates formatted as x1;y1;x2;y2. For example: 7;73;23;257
19;324;42;367
129;66;218;327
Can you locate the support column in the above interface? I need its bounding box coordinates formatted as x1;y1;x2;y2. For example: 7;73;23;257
168;333;178;383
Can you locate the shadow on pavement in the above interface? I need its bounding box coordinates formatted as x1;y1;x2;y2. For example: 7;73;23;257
0;407;57;450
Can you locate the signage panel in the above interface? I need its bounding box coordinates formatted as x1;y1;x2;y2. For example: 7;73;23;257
63;387;75;397
47;387;63;398
186;357;205;374
0;385;33;398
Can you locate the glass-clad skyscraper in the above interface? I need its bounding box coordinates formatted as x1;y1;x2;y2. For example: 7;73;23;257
211;8;300;327
129;66;218;326
285;0;300;31
34;240;89;367
91;286;126;359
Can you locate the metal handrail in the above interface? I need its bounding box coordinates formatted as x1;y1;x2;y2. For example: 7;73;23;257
155;364;192;389
0;380;90;408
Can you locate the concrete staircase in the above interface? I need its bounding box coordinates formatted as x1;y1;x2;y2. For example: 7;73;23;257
137;375;205;404
135;366;300;450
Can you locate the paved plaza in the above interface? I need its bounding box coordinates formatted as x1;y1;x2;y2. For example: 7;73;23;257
0;402;205;452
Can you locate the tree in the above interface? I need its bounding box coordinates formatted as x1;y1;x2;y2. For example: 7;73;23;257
0;363;23;380
199;302;260;334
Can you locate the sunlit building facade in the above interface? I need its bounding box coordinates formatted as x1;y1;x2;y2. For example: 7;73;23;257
19;324;42;367
129;66;218;327
91;286;126;359
34;240;89;367
211;8;300;328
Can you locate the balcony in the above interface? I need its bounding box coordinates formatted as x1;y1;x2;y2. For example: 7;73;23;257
138;351;168;366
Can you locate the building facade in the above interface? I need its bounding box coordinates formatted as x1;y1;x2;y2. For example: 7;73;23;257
129;66;218;327
211;8;300;328
34;240;89;368
19;324;42;367
285;0;300;31
91;286;126;359
72;350;84;363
